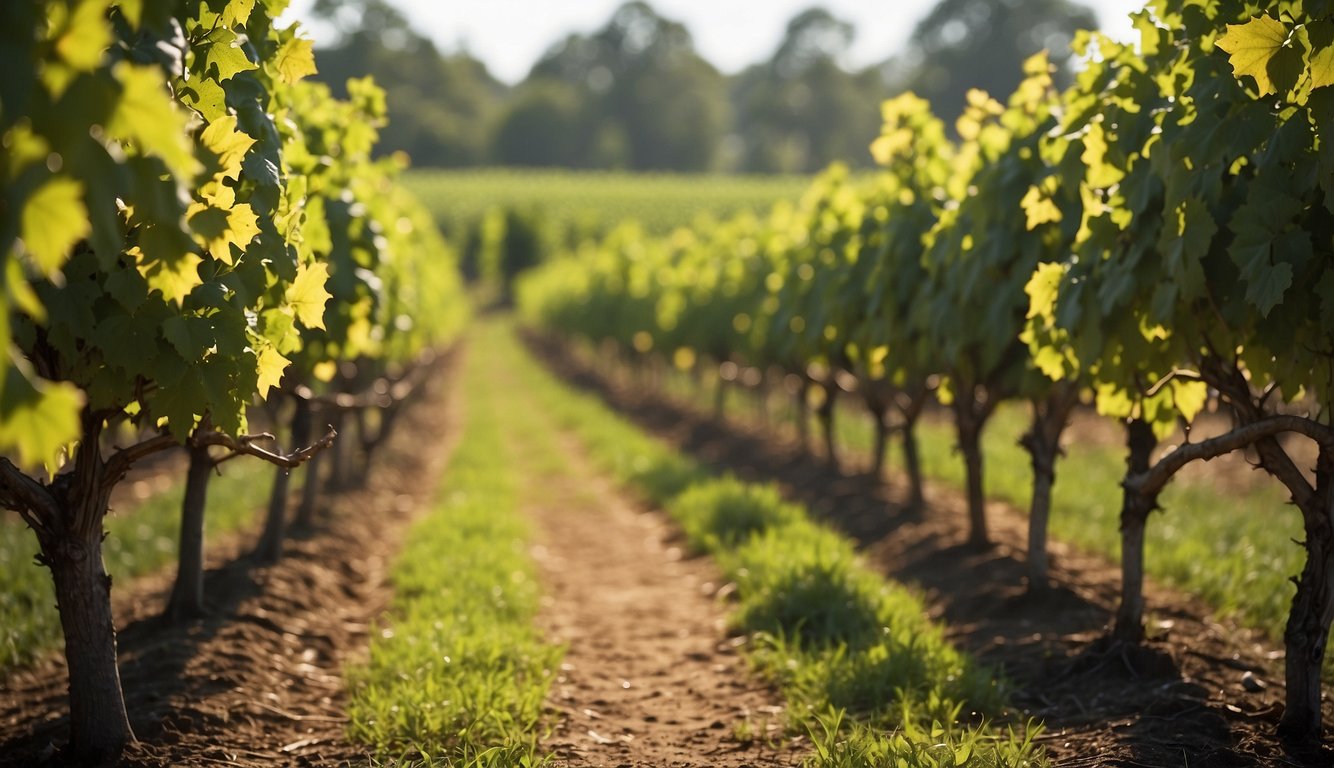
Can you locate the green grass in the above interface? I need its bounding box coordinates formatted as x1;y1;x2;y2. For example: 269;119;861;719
0;457;273;672
405;168;809;238
830;400;1301;639
505;323;1047;767
656;361;1303;644
345;328;562;767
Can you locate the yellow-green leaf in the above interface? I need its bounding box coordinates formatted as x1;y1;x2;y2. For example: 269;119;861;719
54;0;113;71
1216;15;1288;97
286;262;330;329
1024;261;1065;320
21;175;89;275
107;63;199;178
1021;184;1062;230
1310;43;1334;90
199;115;256;181
148;251;203;304
255;343;288;399
199;27;258;82
274;36;318;84
1170;378;1209;424
189;202;260;265
221;0;257;27
0;359;84;469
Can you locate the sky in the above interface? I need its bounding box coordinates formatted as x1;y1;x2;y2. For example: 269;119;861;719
285;0;1148;84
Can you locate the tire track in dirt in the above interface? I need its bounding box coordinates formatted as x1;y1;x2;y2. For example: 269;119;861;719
490;350;803;767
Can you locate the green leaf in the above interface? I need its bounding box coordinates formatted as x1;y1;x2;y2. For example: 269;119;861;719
54;0;112;72
20;175;89;275
104;267;148;312
1309;43;1334;90
1216;15;1289;97
0;359;84;470
189;201;260;265
199;115;256;181
108;63;198;178
151;368;207;437
198;27;258;82
286;261;331;329
221;0;257;27
255;343;288;399
273;35;317;84
1170;378;1209;424
1020;184;1062;230
177;74;228;121
162;315;215;361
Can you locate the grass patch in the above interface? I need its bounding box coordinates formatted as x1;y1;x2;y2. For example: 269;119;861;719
834;402;1301;640
345;332;562;767
655;358;1302;645
0;457;271;672
507;326;1047;767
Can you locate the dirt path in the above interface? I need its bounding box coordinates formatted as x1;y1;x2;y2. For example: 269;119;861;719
0;350;464;768
524;333;1334;767
491;353;802;767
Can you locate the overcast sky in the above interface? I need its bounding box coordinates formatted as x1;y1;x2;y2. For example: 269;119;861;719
285;1;1147;84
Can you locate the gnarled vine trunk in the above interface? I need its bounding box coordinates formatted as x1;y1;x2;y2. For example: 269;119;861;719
11;415;139;763
164;440;213;621
255;397;311;563
1112;418;1159;643
816;381;839;472
1020;384;1079;590
952;388;995;548
870;405;891;480
1279;445;1334;746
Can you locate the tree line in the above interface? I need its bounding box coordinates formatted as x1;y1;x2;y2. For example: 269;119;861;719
310;0;1098;173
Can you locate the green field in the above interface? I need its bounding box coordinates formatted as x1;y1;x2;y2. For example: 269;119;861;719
404;168;809;238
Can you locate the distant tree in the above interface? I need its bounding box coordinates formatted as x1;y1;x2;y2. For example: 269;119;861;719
891;0;1097;124
732;7;887;173
516;1;729;171
493;80;585;167
310;0;507;166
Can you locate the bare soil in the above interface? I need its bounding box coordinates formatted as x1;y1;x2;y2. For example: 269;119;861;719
517;423;802;767
524;334;1334;768
0;349;463;768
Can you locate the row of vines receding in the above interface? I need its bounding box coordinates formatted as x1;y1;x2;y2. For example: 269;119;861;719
0;1;466;763
518;0;1334;751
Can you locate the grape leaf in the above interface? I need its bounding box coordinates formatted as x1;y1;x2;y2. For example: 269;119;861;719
1021;185;1062;229
188;201;260;265
20;175;89;275
274;36;317;84
1216;15;1289;97
108;63;198;177
255;343;288;398
221;0;257;27
54;0;112;72
198;27;258;82
1310;43;1334;90
199;115;256;181
0;360;84;469
286;262;331;329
